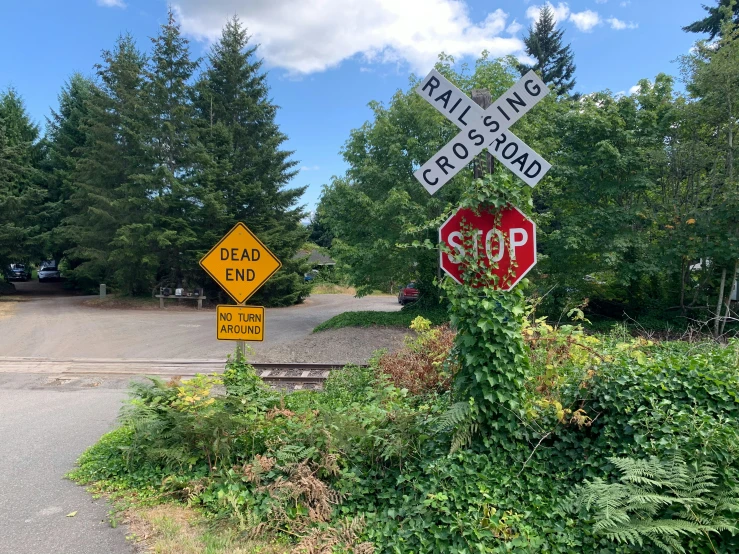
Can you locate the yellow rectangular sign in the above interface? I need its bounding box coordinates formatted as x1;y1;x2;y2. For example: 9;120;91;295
216;305;265;341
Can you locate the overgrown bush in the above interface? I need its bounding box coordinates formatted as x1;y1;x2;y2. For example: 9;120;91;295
71;324;739;553
376;316;456;394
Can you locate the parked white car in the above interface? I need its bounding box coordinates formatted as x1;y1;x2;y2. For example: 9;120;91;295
38;265;61;282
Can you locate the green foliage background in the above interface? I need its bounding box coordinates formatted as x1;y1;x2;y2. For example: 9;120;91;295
1;11;309;306
316;8;739;330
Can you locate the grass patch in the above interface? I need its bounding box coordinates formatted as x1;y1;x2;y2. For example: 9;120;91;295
310;283;392;295
126;504;289;553
314;303;448;332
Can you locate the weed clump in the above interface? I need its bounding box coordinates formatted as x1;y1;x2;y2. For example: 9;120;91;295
376;316;456;394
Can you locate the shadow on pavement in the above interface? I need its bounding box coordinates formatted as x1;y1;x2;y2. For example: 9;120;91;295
8;280;82;297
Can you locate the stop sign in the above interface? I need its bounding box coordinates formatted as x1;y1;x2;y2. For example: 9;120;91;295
438;205;536;290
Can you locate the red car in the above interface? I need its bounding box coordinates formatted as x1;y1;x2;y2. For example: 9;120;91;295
397;282;419;305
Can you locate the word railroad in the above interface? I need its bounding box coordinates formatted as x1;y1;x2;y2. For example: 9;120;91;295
414;69;551;194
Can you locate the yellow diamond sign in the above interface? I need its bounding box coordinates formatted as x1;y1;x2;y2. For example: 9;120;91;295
199;222;281;304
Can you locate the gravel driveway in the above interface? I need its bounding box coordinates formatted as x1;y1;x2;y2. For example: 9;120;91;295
0;290;403;362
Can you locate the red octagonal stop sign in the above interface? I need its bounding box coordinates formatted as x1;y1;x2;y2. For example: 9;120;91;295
439;205;536;290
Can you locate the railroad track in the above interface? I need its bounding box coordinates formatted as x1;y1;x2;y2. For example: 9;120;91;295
0;357;355;388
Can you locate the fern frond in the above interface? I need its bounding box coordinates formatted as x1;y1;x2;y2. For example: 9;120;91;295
434;401;471;433
579;454;739;553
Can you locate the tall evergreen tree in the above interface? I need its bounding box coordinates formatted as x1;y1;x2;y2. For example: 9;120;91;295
142;9;201;289
62;35;153;294
519;5;576;96
0;89;44;271
193;17;309;306
43;73;93;262
683;0;739;40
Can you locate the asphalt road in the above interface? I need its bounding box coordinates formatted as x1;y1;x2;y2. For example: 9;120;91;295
0;288;401;553
0;380;132;554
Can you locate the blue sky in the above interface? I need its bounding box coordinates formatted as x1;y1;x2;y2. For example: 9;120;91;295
0;1;709;212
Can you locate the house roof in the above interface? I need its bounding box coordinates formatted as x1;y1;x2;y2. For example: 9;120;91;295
294;249;335;266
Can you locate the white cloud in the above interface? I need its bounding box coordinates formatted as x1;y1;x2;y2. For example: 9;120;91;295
300;165;321;172
506;20;523;34
607;17;637;30
97;0;126;7
629;84;641;95
595;0;607;3
620;1;631;6
526;3;610;33
570;9;601;32
525;2;571;25
172;0;525;75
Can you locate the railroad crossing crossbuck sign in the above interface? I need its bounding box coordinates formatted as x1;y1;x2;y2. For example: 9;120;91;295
414;69;551;195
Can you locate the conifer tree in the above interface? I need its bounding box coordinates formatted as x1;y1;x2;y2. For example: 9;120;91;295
62;35;153;294
0;89;44;271
43;74;93;262
519;5;576;96
193;17;309;306
142;9;201;289
684;0;739;40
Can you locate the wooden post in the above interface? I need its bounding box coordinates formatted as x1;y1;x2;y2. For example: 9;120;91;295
471;89;494;178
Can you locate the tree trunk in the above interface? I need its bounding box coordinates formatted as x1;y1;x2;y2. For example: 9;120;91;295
719;259;738;336
714;267;727;338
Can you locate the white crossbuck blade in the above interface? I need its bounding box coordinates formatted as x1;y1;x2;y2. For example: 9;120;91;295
414;69;551;195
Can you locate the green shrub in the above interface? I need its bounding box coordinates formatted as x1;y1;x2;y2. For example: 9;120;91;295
71;331;739;553
577;454;739;553
313;304;448;332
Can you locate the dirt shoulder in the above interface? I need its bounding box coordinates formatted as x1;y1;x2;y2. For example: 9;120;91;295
249;326;410;365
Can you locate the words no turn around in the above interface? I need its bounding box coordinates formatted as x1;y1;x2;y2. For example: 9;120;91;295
217;305;264;341
413;69;551;194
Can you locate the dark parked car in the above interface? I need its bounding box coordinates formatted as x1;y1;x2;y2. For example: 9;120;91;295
5;264;29;282
38;265;61;282
397;282;419;305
